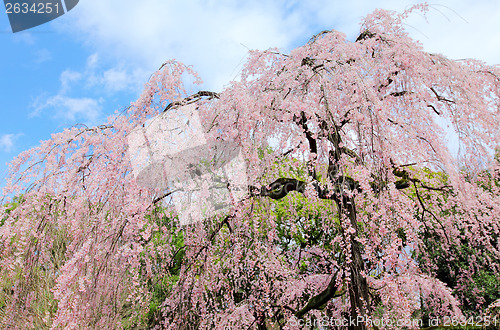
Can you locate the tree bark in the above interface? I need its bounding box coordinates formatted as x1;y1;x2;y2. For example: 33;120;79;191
340;196;369;330
251;177;370;328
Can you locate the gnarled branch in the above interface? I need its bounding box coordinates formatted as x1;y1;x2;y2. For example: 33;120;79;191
164;91;219;112
295;271;345;318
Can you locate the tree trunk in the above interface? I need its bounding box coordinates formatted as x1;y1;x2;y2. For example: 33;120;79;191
341;197;370;330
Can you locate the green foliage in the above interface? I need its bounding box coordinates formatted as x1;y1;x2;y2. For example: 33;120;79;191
273;194;337;253
0;195;67;329
417;165;500;319
1;194;24;227
141;209;185;329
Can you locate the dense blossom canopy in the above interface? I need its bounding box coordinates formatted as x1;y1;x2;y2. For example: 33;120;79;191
1;5;500;329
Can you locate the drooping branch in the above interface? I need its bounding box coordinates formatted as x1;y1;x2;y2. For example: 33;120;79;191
163;91;219;112
181;215;233;275
377;70;400;91
427;104;441;116
413;181;450;244
387;118;439;154
308;30;334;45
430;87;455;104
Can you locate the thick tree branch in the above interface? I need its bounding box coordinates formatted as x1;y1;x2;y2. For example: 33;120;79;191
356;30;376;42
249;176;362;202
164;91;219;112
391;162;453;192
294;111;318;155
293;111;319;179
341;146;363;165
250;178;307;200
295;272;345;318
152;189;178;205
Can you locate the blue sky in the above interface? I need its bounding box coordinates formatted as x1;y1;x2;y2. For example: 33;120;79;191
1;0;500;188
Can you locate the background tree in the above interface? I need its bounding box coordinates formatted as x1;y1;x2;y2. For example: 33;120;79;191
1;4;500;329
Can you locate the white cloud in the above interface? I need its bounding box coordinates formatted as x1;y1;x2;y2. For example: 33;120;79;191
31;92;103;124
0;133;23;153
101;68;134;93
31;52;149;124
91;66;147;94
58;0;315;90
63;53;147;94
30;64;101;124
86;53;99;69
403;1;500;64
60;69;82;93
34;49;52;64
53;0;500;93
43;95;103;123
12;31;36;45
